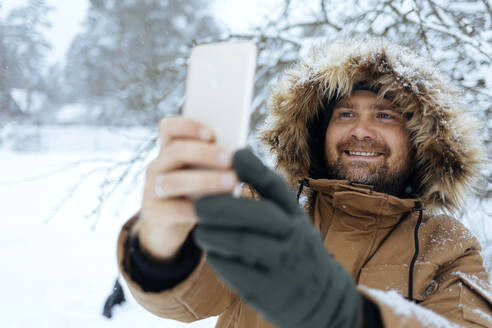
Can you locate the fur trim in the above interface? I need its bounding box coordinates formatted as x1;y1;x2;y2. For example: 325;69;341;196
259;38;485;214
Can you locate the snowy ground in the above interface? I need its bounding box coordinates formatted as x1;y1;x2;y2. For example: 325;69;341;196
0;125;217;328
1;125;490;327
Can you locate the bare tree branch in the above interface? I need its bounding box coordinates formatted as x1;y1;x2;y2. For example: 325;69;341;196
481;0;492;20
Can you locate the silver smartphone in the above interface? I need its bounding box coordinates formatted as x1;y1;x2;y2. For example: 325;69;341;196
183;41;257;151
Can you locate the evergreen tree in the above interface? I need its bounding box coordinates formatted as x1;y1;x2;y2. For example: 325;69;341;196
6;0;52;114
65;0;221;125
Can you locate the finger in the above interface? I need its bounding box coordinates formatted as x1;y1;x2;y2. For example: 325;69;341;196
206;253;267;303
158;116;216;146
152;170;238;199
195;225;283;268
140;198;198;226
194;195;291;237
232;148;299;214
153;140;233;172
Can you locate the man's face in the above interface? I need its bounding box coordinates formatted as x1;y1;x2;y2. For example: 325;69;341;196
324;90;412;195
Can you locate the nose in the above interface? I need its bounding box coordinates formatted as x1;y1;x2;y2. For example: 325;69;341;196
350;117;376;140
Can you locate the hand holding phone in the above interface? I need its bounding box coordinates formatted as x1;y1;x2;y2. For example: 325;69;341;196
136;42;257;260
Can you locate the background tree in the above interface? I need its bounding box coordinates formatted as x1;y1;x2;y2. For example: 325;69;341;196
0;16;22;122
6;0;52;115
0;0;53;123
65;0;221;126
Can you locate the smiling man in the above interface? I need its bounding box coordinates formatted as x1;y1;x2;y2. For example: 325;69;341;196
325;90;412;196
117;38;492;327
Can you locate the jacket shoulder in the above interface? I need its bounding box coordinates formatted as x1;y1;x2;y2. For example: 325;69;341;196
417;214;484;271
421;214;482;250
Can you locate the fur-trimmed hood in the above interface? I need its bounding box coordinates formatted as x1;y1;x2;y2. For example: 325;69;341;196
260;38;484;214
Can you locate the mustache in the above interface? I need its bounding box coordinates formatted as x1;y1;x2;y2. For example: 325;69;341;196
336;138;389;154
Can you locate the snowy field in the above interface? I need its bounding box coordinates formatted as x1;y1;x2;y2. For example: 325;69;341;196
0;125;490;327
0;125;217;328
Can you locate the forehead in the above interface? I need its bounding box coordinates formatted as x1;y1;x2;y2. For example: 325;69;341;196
334;90;396;108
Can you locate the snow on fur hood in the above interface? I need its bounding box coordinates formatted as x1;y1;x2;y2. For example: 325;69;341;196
260;38;485;214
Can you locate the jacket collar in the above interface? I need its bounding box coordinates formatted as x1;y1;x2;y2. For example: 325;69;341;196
306;178;420;229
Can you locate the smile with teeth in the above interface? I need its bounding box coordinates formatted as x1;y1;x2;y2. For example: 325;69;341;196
345;151;382;157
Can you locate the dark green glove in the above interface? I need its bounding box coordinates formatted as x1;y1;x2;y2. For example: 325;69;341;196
193;148;362;328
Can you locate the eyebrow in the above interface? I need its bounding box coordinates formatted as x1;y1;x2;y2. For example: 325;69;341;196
372;104;399;111
333;100;399;112
333;99;352;109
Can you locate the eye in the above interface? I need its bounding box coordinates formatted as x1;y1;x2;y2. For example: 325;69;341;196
339;111;354;118
376;112;397;120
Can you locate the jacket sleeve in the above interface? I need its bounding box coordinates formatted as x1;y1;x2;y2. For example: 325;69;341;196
117;214;238;323
358;247;492;327
127;232;202;292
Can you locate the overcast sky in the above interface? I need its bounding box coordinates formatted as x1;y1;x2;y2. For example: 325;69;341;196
0;0;283;65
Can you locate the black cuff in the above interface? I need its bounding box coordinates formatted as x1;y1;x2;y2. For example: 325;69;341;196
127;230;202;292
362;295;383;327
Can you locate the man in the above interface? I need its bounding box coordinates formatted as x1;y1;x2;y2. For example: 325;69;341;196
117;38;492;327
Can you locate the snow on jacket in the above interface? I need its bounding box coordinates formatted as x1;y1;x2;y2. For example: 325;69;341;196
117;38;491;327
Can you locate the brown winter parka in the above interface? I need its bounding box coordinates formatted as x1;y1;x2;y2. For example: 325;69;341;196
117;38;492;327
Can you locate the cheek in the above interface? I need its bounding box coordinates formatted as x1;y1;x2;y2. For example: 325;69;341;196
324;126;339;155
387;129;410;159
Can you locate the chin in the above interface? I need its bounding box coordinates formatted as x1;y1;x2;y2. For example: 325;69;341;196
346;174;378;186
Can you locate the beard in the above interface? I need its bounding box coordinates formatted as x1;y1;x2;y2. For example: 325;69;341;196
325;139;412;196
